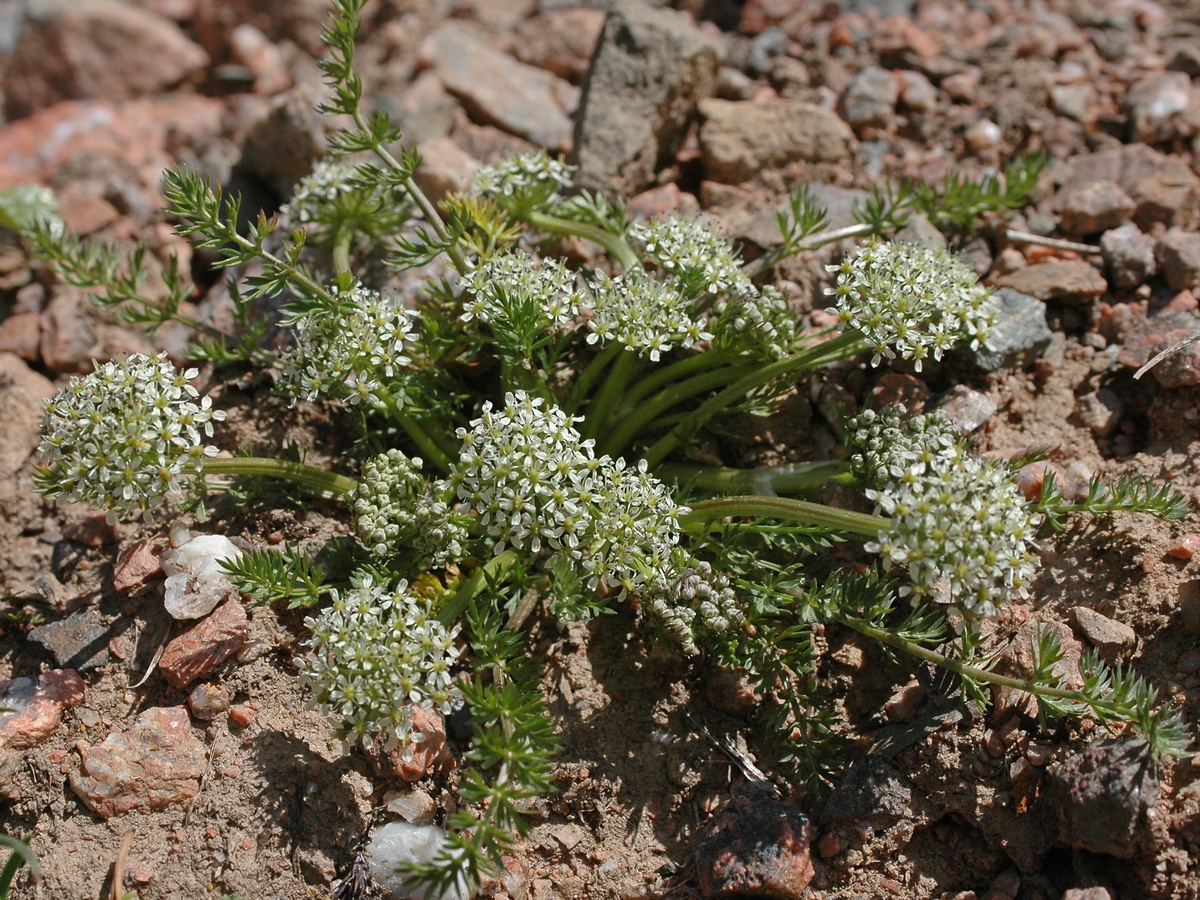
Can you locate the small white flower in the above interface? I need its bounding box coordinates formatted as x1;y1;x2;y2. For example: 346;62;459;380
472;151;574;213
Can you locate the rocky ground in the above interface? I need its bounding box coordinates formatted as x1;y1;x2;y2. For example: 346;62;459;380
1;0;1200;898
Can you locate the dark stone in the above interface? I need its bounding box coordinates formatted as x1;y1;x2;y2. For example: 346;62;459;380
969;288;1055;372
28;606;111;672
820;755;913;822
1048;737;1159;858
696;789;815;898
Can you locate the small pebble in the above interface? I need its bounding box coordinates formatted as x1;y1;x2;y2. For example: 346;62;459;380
187;683;231;721
228;705;254;728
1167;534;1200;559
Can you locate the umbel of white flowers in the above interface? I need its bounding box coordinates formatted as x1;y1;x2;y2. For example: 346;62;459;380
847;406;1042;625
35;353;225;523
827;239;996;371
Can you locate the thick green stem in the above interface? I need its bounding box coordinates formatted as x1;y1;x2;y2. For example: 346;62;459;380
656;460;855;494
438;549;520;626
598;362;758;457
680;495;886;537
202;457;357;496
526;211;641;272
582;348;639;441
641;331;865;467
332;223;354;274
570;341;622;407
396;413;454;474
617;348;732;412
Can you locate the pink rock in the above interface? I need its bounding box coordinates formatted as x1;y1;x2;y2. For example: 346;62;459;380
0;312;41;362
0;669;86;750
992;260;1108;304
229;23;292;95
5;0;209;119
364;706;456;782
159;601;248;689
39;289;97;375
112;536;169;596
70;706;206;818
512;8;606;83
56;185;120;236
62;512;121;547
1167;534;1200;560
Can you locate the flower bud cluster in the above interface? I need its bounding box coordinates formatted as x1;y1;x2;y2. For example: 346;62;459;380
847;406;1041;625
471;151;573;213
826;240;995;371
713;285;797;360
633;217;754;296
458;249;582;329
585;272;712;361
36;353;225;523
351;450;467;567
279;282;414;408
302;573;461;751
644;553;744;655
451;392;686;595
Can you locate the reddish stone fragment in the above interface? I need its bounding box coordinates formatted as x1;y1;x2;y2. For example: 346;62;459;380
0;669;86;749
159;601;248;689
62;512;121;547
1168;534;1200;560
696;791;815;898
365;706;456;782
70;706;206;818
112;536;169;596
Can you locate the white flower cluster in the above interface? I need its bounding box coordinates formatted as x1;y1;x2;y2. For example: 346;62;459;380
586;272;712;361
644;553;745;655
279;282;414;408
458;249;582;329
281;159;364;225
632;217;754;296
713;284;797;360
847;406;1041;625
351;450;466;567
37;353;225;523
302;573;462;751
826;240;995;371
450;392;686;595
471;151;573;212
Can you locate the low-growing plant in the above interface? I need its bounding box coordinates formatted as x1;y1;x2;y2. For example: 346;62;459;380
11;0;1191;894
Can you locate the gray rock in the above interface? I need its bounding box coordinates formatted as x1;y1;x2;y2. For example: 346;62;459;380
838;65;898;130
1101;222;1157;289
238;81;329;200
573;0;722;196
820;755;913;822
937;385;998;434
699;98;853;184
893;213;945;251
1156;227;1200;292
696;790;814;898
1048;737;1159;858
1058;180;1136;236
427;21;575;153
1075;388;1124;437
897;70;937;113
969;288;1054;372
1071;606;1136;664
1127;71;1200;144
1118;144;1200;230
28;606;111;672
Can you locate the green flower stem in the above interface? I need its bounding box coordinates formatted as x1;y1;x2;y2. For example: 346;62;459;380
202;457;357;496
525;211;641;272
570;341;623;407
616;348;733;412
438;549;520;626
582;348;639;441
597;361;759;457
332;222;354;274
355;112;470;277
641;331;865;467
742;221;877;280
656;459;855;494
836;613;1141;717
680;495;886;537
